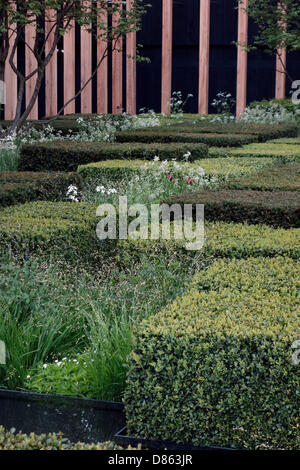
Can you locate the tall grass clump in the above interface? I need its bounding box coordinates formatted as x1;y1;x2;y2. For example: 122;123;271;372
0;252;204;400
0;148;19;171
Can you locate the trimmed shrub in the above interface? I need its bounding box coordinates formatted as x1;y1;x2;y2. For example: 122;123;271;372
153;122;298;141
209;142;300;160
116;131;259;147
0;119;79;135
162;189;300;228
0;201;108;265
124;256;300;449
18;142;209;172
0;171;81;207
78;159;146;182
78;157;277;183
0;426;127;450
116;221;300;265
225;163;300;192
269;138;300;145
249;98;300;115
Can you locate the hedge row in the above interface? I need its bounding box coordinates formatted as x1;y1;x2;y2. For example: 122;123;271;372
1;114;141;136
0;119;79;135
225;162;300;192
209;142;300;160
2;202;299;266
163;189;300;228
151;122;298;141
116;131;259;147
78;157;277;183
117;221;300;265
78;159;147;182
124;256;300;450
0;172;81;207
269;137;300;145
0;426;127;450
18;142;209;171
0;201;105;265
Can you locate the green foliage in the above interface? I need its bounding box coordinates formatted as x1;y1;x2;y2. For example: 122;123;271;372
0;248;199;399
269;137;300;144
163;189;300;228
0;148;19;171
25;353;93;398
249;99;300;115
209;142;300;160
78;157;276;183
225;162;300;191
0;120;79;136
78;159;147;182
124;256;300;449
117;221;300;264
18;141;209;172
116;130;259;147
153;122;298;141
246;0;300;54
0;171;82;207
0;426;126;450
0;259;88;390
0;201;106;265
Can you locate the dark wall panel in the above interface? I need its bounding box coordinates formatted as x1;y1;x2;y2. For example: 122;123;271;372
136;0;300;113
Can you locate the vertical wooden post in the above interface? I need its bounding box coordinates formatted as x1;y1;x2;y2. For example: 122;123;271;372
275;2;287;99
63;21;75;115
112;0;123;114
4;24;17;120
126;0;136;115
45;9;57;117
276;49;287;99
25;21;38;119
198;0;211;114
97;5;108;114
161;0;173;114
81;4;92;114
236;0;248;118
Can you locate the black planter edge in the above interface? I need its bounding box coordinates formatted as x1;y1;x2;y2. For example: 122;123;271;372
0;388;124;411
114;427;237;451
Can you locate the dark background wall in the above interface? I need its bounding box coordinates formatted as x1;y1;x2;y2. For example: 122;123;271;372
136;0;300;113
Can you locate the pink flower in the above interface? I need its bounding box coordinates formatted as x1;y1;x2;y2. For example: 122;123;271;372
187;176;194;185
166;173;174;181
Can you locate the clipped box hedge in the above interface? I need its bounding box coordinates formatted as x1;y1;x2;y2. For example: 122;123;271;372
116;131;259;147
269;137;300;145
0;171;81;207
78;159;146;182
209;142;300;160
18;141;209;172
0;426;127;450
0;119;79;136
78;157;277;183
163;189;300;228
116;221;300;266
155;122;298;141
0;201;106;265
225;162;300;192
124;256;300;449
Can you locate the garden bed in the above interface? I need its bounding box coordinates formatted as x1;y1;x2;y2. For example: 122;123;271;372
1;113;299;450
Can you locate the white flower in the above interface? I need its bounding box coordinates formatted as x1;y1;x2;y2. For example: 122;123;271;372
183;151;191;160
43;364;48;369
